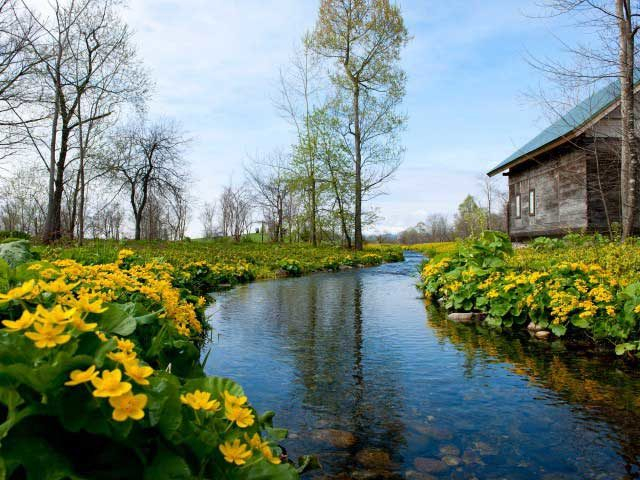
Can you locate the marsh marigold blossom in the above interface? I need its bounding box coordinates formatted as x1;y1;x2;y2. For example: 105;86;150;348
124;361;154;385
91;369;132;398
225;405;255;428
0;280;36;304
180;390;221;412
109;392;147;422
65;365;99;386
25;322;71;348
219;439;253;465
2;310;35;331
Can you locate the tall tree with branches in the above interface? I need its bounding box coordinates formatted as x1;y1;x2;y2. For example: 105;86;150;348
310;0;409;250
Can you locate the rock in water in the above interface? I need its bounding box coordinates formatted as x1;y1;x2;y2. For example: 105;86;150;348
534;330;551;339
527;322;544;332
441;455;461;466
355;449;393;469
413;458;448;473
311;429;357;448
404;471;438;480
447;312;474;323
438;445;460;457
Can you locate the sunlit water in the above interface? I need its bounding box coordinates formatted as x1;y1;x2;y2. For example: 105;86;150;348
204;252;640;479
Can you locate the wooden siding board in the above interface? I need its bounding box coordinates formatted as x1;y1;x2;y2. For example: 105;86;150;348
507;146;587;238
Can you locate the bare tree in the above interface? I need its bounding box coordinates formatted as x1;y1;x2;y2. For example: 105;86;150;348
106;118;189;240
219;182;252;242
0;0;42;157
245;151;291;242
18;0;146;242
199;201;217;238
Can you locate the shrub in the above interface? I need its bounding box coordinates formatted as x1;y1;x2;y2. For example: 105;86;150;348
0;230;30;241
420;232;640;355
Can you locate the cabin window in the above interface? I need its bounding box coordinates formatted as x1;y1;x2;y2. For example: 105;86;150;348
515;194;521;218
529;189;536;216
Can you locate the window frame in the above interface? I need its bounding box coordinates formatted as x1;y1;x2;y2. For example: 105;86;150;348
515;193;521;219
529;189;536;216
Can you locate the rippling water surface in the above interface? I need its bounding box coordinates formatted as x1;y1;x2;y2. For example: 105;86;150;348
204;252;640;479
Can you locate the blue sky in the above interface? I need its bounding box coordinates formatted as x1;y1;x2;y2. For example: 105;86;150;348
124;0;584;235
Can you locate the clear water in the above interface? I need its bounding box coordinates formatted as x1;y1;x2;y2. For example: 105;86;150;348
204;252;640;479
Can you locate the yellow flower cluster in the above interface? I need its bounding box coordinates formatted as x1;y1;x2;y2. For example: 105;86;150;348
37;256;201;336
65;365;149;422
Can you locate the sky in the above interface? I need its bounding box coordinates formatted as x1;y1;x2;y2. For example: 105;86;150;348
121;0;585;236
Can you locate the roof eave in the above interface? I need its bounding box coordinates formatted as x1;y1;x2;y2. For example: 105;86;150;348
488;93;625;177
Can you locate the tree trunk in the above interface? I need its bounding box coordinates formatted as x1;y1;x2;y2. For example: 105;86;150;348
353;82;363;250
618;0;637;239
310;173;317;246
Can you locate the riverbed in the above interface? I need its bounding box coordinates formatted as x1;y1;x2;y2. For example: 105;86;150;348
204;251;640;479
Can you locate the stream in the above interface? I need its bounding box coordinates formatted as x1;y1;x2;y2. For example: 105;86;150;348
204;251;640;479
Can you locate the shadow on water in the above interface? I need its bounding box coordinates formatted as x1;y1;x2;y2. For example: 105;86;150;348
204;252;640;479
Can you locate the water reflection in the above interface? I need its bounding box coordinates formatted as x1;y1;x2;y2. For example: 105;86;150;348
427;308;640;477
205;253;640;479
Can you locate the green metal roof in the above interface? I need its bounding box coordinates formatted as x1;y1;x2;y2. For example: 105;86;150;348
488;81;621;176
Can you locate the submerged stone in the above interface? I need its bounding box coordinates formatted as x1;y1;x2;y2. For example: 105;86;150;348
413;457;448;473
404;471;438;480
312;429;358;448
350;470;402;480
441;455;461;466
438;445;460;457
472;441;498;456
447;312;474;323
535;330;551;339
355;449;393;469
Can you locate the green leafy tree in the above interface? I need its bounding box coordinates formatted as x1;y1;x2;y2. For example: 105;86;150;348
310;0;409;250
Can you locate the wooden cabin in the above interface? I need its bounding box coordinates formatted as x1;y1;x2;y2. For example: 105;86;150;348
488;82;628;240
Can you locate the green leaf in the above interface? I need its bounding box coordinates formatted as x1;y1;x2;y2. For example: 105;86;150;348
570;317;590;329
100;303;137;336
244;462;299;480
550;324;567;336
144;446;192;480
183;376;244;399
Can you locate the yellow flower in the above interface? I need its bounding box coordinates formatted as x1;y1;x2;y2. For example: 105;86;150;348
38;278;78;294
245;432;265;450
70;314;97;332
219;439;253;465
109;392;147;422
73;296;108;314
116;338;136;353
180;390;221;412
225;405;255;428
261;445;281;464
24;322;71;348
124;361;154;385
95;331;109;342
35;305;76;325
2;310;35;331
65;365;99;386
0;280;36;304
91;369;132;398
107;350;137;364
223;390;247;410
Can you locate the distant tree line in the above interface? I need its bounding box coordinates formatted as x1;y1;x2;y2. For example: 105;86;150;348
393;175;507;244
